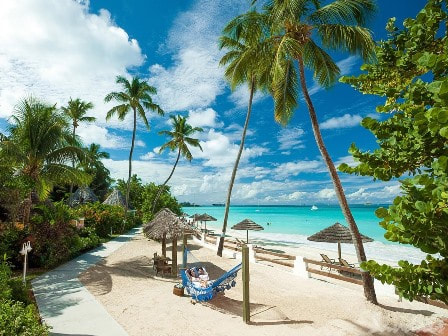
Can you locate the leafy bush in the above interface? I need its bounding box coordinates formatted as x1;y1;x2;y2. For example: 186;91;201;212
0;299;49;335
0;226;27;267
74;202;125;237
0;260;48;335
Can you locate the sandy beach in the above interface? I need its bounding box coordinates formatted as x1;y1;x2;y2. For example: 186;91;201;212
79;233;447;336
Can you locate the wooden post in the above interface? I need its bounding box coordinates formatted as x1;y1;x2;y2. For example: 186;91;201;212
162;232;166;257
242;245;250;323
182;233;187;268
172;238;178;277
338;242;341;260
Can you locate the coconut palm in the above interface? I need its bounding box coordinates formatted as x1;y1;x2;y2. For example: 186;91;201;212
0;97;89;223
105;76;164;211
83;143;110;170
61;98;95;194
264;0;377;303
216;10;273;257
82;143;111;201
152;115;203;213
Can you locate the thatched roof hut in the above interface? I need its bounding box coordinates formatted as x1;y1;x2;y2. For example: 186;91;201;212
68;186;98;207
103;189;126;208
143;208;189;240
307;222;373;259
231;218;264;243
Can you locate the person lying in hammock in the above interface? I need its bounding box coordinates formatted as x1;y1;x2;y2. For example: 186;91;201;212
186;267;209;288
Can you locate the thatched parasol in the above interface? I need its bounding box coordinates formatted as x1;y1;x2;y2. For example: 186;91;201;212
307;222;373;259
68;186;98;207
144;208;190;276
103;189;126;208
197;213;217;232
231;218;264;243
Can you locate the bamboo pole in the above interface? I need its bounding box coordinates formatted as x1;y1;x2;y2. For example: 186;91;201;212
242;245;250;323
162;232;166;257
182;233;187;268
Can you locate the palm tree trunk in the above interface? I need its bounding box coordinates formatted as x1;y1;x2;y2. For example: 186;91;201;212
69;125;76;195
297;57;377;304
126;108;137;213
152;148;181;214
217;77;256;257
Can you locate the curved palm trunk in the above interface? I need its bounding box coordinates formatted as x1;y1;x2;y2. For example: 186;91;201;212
126;108;137;213
217;78;256;257
69;125;76;195
151;148;181;213
297;57;377;304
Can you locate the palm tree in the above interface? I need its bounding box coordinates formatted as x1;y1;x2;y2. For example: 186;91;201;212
216;10;273;257
152;115;203;213
61;98;95;194
1;97;89;223
82;143;111;201
265;0;377;303
105;76;164;211
83;143;110;170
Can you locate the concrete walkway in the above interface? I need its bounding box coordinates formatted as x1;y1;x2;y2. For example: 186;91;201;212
32;227;141;336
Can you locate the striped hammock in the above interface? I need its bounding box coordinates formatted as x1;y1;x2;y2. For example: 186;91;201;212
181;249;242;302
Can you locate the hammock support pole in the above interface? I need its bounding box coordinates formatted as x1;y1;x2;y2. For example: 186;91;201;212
172;238;178;277
242;245;250;323
182;233;187;269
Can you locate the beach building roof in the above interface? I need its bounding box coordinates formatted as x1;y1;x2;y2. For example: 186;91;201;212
68;186;98;207
103;189;126;207
143;208;190;240
307;222;373;259
231;218;264;243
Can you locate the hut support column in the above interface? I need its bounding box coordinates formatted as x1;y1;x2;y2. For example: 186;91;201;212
182;233;187;269
172;238;178;277
242;245;250;323
338;242;341;260
162;233;166;257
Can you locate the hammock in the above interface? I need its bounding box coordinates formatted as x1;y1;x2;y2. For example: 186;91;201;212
181;249;242;302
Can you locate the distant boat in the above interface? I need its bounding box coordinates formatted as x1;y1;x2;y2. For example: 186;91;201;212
311;205;318;211
255;209;260;212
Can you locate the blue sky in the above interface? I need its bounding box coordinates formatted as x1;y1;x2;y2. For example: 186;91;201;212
0;0;425;205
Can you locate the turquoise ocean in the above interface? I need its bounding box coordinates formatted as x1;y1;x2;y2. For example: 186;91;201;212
183;205;427;264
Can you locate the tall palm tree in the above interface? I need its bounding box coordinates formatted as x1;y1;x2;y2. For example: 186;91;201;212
1;97;89;223
61;98;95;194
265;0;377;303
216;10;273;257
82;143;111;201
83;143;110;170
152;115;203;213
105;76;164;211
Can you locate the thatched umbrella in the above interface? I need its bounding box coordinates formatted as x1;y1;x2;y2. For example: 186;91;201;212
231;218;264;243
103;189;126;208
68;186;98;207
143;208;189;276
198;213;217;233
307;222;373;259
189;213;201;227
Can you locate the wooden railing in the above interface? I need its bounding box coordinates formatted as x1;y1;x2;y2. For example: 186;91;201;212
303;258;363;285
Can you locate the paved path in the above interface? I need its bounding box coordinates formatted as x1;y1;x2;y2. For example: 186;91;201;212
32;227;141;336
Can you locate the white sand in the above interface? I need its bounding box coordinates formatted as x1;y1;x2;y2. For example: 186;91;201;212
79;233;447;336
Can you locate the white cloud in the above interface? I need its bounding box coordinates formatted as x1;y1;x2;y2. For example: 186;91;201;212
139;152;157;160
320;114;363;130
0;0;144;128
187;108;223;128
316;188;336;199
347;184;401;202
277;127;305;151
77;124;140;149
147;0;248;112
273;160;325;179
228;85;266;109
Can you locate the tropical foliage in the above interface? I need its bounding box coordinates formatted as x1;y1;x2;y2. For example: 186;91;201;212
340;0;448;304
105;76;164;210
152;115;203;212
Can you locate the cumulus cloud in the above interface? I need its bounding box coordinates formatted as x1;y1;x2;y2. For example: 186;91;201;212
273;160;325;179
147;0;248;112
77;124;145;149
316;188;337;199
187;108;223;128
0;0;144;129
277;127;306;151
320;114;363;130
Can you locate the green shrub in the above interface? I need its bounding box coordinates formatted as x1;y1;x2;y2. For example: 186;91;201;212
0;226;27;266
0;300;49;336
0;259;12;300
74;203;125;237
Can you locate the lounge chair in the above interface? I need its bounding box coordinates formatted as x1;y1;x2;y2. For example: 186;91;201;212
235;238;246;247
320;254;337;271
338;258;361;279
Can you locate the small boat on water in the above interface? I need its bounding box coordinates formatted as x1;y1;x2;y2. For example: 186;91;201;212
311;205;318;211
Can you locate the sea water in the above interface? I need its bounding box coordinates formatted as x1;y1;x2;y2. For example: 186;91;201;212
183;205;428;264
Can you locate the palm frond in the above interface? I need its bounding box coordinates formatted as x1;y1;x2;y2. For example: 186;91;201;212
308;0;376;25
106;104;130;121
317;24;375;61
303;40;340;87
